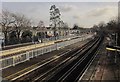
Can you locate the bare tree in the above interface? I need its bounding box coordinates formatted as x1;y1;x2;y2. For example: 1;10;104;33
92;24;99;32
63;23;69;36
106;18;119;46
98;22;106;31
107;20;118;30
12;13;31;43
0;10;15;45
37;20;45;43
38;21;44;28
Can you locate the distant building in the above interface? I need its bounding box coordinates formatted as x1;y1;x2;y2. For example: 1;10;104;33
70;27;91;35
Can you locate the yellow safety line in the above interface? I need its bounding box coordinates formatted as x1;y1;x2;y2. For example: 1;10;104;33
1;38;72;57
106;48;117;51
1;41;55;57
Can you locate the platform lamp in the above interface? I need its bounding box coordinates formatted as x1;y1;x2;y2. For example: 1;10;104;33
32;27;36;44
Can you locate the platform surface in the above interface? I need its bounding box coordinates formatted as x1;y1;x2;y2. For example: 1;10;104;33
81;38;120;81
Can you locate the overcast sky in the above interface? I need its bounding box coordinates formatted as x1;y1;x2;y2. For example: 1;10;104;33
1;0;119;2
2;2;118;28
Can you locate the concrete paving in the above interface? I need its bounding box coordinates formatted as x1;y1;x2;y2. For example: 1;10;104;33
81;37;120;81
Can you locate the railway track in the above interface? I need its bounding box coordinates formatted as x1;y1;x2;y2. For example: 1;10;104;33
32;36;103;82
5;38;94;81
57;37;102;82
4;36;103;82
31;38;97;82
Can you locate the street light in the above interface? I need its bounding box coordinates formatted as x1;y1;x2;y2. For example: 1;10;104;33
32;28;36;44
0;34;5;49
115;33;118;63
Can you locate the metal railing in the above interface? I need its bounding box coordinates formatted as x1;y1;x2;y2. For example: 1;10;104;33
0;34;94;70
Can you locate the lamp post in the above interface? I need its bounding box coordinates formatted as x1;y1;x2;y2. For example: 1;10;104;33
115;33;118;63
0;33;5;49
32;28;36;44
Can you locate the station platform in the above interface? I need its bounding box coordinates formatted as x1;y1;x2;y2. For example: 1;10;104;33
80;37;120;81
0;36;77;58
1;41;54;58
0;34;94;72
2;38;90;79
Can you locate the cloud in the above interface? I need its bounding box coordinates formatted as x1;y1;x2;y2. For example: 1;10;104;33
2;0;119;2
73;14;81;19
88;8;109;17
59;4;76;12
87;6;117;17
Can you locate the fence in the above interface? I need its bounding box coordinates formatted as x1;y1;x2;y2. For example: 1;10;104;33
0;34;93;70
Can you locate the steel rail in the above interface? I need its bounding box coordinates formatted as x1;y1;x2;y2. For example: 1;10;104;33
58;37;102;82
31;38;95;82
34;37;99;82
7;38;94;81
